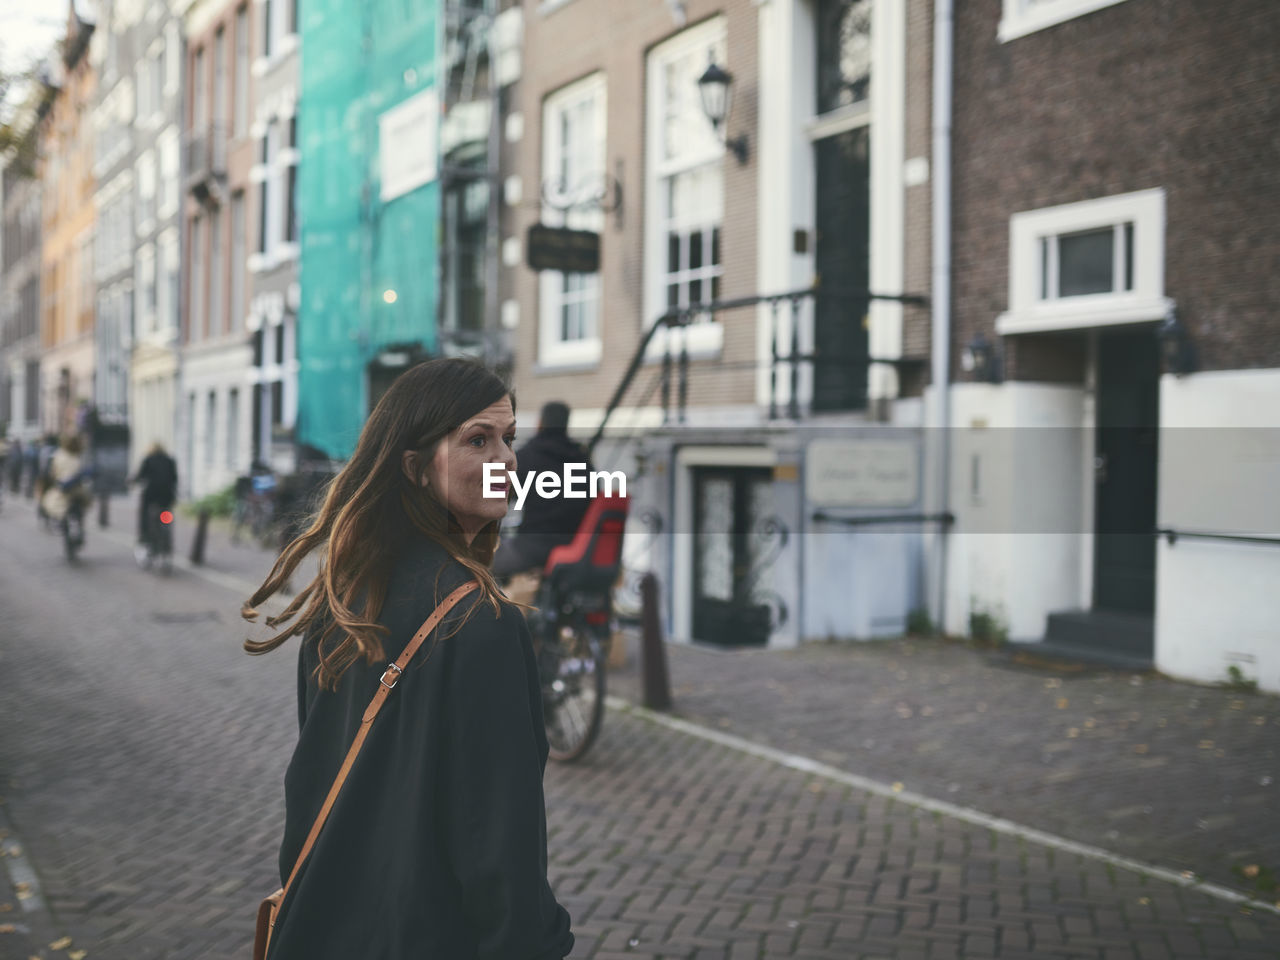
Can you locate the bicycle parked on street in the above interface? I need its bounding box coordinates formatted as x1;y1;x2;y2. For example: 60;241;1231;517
517;493;629;763
232;466;277;547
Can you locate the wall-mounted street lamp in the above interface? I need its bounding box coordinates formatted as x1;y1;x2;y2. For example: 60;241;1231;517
697;62;749;165
1158;306;1196;376
960;331;1002;383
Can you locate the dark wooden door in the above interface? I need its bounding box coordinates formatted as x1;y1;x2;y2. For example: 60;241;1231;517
812;126;870;412
1094;329;1160;614
692;467;773;646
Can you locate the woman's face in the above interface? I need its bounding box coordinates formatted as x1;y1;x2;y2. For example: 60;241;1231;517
418;395;517;543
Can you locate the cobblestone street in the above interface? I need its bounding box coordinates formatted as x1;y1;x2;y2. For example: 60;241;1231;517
1;498;1278;959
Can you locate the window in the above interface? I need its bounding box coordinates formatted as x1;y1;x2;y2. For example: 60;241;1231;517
138;243;156;335
210;207;224;337
158;229;179;336
538;73;605;367
227;388;240;470
190;216;205;340
231;191;246;331
137;150;156;230
234;6;250;137
285;164;297;243
1040;224;1133;299
192;47;207;131
998;188;1168;335
645;20;726;357
213;28;227;130
818;0;872;114
999;0;1131;42
165;24;181;95
205;391;217;468
150;51;164;121
159;128;179;217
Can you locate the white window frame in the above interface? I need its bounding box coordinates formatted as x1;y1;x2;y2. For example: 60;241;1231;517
156;229;179;341
998;0;1131;43
997;188;1169;335
137;243;156;336
158;128;180;218
136;150;157;236
538;72;606;369
644;16;728;361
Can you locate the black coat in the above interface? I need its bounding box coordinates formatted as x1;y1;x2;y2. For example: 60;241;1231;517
268;534;574;960
512;431;593;546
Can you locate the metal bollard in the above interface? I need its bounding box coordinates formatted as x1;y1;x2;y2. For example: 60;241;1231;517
190;508;211;565
640;572;672;711
98;493;110;528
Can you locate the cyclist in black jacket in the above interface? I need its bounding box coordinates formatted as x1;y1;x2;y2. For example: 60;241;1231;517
132;443;178;546
493;401;593;579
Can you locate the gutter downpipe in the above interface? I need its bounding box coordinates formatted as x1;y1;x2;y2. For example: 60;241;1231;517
930;0;954;631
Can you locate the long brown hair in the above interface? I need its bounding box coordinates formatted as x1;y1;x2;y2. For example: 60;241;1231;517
243;358;513;689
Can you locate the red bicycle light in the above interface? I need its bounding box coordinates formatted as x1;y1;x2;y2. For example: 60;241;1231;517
160;511;174;525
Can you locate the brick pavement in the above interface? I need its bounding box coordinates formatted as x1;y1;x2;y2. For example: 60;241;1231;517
608;634;1280;902
1;496;1278;959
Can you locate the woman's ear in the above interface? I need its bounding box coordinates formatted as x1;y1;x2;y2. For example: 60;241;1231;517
401;450;425;487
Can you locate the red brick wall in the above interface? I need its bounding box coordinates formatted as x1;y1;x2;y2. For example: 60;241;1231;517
951;0;1280;381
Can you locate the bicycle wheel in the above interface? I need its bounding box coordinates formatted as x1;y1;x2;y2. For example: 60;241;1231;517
542;623;607;763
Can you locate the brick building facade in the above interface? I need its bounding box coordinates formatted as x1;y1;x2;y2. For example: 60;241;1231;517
180;0;257;497
942;0;1280;690
501;0;937;648
39;10;97;438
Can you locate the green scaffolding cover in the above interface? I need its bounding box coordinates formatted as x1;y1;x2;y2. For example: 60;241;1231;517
298;0;441;459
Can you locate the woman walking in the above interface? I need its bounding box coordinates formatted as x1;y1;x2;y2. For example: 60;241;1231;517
243;358;574;960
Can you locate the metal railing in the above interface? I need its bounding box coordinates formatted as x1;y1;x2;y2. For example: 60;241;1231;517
1156;528;1280;547
587;286;928;456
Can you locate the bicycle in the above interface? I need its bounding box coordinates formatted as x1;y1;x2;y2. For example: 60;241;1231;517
519;493;629;763
138;501;175;573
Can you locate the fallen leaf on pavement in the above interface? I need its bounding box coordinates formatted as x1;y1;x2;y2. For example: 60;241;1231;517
0;924;17;934
1045;678;1061;689
1243;864;1261;878
49;937;72;950
892;781;904;792
1067;728;1079;738
1199;740;1214;750
1134;744;1148;754
0;903;11;912
1056;698;1069;709
68;951;87;960
1084;718;1096;729
1138;897;1150;906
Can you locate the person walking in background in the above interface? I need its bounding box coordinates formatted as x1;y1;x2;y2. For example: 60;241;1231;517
6;437;24;494
492;400;594;579
242;358;574;960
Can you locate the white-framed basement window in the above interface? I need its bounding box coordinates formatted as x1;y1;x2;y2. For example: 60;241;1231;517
999;0;1131;43
997;187;1169;335
644;16;726;359
538;72;606;368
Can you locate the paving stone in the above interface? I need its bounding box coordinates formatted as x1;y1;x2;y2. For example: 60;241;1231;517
2;501;1280;959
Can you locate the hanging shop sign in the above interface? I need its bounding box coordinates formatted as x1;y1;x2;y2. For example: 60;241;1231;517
526;223;600;274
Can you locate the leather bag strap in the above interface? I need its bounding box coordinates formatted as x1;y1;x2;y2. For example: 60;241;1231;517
278;580;480;909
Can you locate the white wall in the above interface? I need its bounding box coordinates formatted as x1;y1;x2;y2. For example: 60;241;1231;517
944;382;1087;639
1156;368;1280;692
